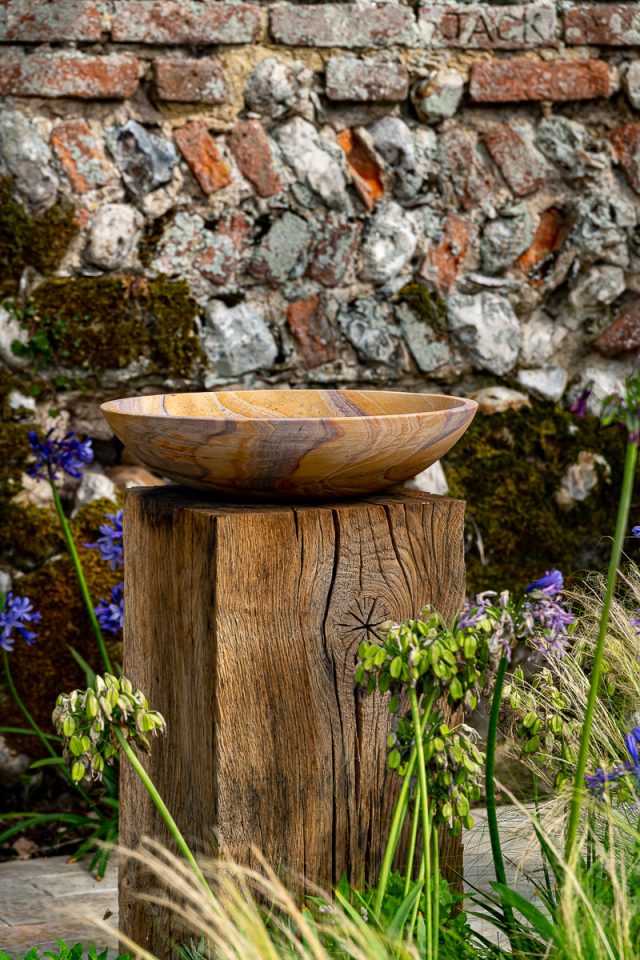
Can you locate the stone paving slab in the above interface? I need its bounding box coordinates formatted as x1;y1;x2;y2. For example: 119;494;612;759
0;807;544;956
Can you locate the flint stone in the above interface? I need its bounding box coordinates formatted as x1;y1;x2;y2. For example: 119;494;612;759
570;189;636;265
275;117;348;210
153;211;206;275
411;69;464;124
570;359;634;416
8;389;36;414
517;366;568;402
536;117;608;180
470;385;530;415
85;204;142;270
360;202;418;284
0;305;30;370
245;57;311;118
519;311;566;368
72;470;118;515
251;212;310;284
202;300;278;381
0;110;58;209
404;460;448;496
555;451;611;512
447;292;520;376
367;117;436;201
480;204;536;274
397;302;451;373
569;265;626;310
109;120;177;197
623;61;640;110
338;299;397;364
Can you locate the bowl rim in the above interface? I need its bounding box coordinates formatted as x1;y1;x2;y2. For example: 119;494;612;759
101;389;479;424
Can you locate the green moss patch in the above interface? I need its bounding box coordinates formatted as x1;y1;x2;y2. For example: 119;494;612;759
445;402;631;594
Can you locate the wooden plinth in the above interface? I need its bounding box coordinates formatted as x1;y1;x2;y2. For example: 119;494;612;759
119;487;466;952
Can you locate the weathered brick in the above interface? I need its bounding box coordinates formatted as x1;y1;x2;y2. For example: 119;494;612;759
470;59;611;103
0;52;139;99
564;5;640;46
50;120;110;194
438;127;495;210
517;207;568;284
174;122;232;196
197;213;250;286
6;0;102;41
419;215;476;292
153;58;228;105
325;57;409;102
595;300;640;357
287;296;337;369
227;121;282;198
112;2;261;45
484;124;546;196
308;216;362;287
609;123;640;195
418;3;556;49
270;4;418;48
336;129;384;210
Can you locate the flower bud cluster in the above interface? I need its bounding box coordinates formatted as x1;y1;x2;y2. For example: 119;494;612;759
53;673;166;782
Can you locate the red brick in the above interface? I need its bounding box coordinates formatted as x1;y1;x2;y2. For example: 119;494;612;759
112;2;261;44
517;207;568;284
564;5;640;46
470;59;611;103
196;212;250;285
439;126;495;211
287;296;337;369
484;124;546;197
0;52;139;99
419;215;476;292
595;300;640;357
336;129;384;210
270;4;418;48
325;57;409;102
418;4;556;49
6;0;102;41
153;58;228;105
50;120;110;194
308;216;362;287
609;123;640;195
227;121;282;198
174;121;232;196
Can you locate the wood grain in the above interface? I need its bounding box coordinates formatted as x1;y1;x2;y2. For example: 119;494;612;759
101;389;477;500
119;487;466;952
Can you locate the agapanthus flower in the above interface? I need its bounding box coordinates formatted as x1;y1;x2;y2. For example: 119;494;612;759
525;569;564;597
584;767;621;801
569;384;593;418
95;583;124;634
631;612;640;635
525;595;574;658
85;510;123;570
632;526;640;538
0;593;41;652
28;428;93;481
457;590;496;629
585;727;640;805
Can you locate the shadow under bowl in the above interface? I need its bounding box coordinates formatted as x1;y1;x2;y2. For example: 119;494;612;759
100;389;477;501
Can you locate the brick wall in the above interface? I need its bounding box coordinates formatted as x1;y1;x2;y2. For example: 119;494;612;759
2;0;640;422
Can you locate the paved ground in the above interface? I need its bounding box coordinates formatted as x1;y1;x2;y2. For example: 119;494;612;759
0;806;543;957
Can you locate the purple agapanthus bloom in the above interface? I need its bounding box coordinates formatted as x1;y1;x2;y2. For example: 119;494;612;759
584;767;621;800
0;593;41;652
458;590;496;629
95;583;124;635
525;569;564;597
28;429;93;481
632;526;640;538
569;384;593;418
631;612;640;635
85;510;123;570
525;595;574;658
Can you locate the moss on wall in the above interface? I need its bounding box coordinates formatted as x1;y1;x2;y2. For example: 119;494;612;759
445;402;631;595
2;498;122;757
17;275;202;379
0;177;78;298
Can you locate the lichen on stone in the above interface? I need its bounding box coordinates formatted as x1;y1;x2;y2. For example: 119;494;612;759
0;176;78;299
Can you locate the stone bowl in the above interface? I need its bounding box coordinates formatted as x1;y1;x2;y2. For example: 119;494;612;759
100;390;477;500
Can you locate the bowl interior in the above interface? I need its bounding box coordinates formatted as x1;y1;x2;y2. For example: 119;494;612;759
101;390;472;421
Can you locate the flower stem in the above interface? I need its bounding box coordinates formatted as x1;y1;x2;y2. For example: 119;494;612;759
565;438;638;860
2;651;93;806
486;654;517;938
374;687;437;920
49;479;113;674
403;785;421;897
431;825;439;960
114;727;213;898
410;686;434;960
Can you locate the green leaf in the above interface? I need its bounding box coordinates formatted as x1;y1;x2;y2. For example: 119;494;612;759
386;881;422;939
29;757;66;770
491;882;564;947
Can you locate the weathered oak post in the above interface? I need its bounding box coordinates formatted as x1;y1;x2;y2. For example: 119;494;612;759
120;486;466;951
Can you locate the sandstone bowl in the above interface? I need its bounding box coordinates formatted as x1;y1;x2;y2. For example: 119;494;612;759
101;390;477;500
